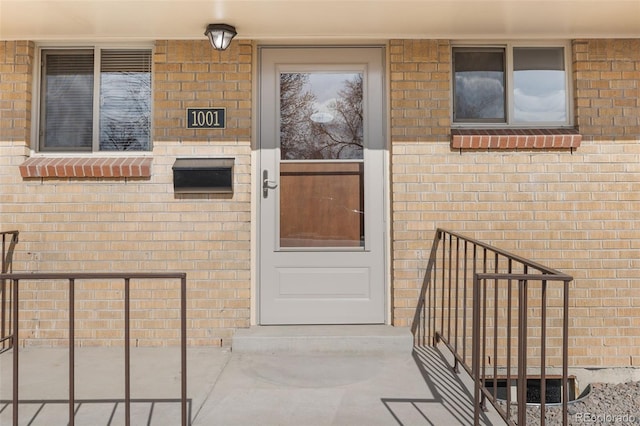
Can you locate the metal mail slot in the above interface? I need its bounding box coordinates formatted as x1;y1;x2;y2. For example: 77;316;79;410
172;158;234;194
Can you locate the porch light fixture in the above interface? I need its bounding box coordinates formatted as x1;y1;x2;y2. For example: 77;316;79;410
205;24;237;51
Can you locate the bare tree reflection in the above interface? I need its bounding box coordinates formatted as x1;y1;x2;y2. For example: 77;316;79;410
280;73;363;160
280;73;316;159
100;66;151;151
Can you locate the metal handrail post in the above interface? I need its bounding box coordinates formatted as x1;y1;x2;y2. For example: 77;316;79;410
1;274;6;349
2;231;19;352
181;274;188;426
563;279;570;426
12;278;19;425
69;278;75;426
472;272;481;426
125;278;131;426
517;279;528;426
506;271;513;421
541;280;547;426
2;233;5;273
453;237;460;373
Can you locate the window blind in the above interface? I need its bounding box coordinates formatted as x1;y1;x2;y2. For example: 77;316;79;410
41;51;94;150
100;50;152;73
453;48;505;73
514;47;564;71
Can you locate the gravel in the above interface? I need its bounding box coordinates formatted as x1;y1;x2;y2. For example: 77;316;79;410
499;381;640;425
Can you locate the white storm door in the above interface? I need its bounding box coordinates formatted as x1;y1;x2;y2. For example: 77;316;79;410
259;47;386;325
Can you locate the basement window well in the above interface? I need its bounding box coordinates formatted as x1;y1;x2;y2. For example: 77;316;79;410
485;376;582;405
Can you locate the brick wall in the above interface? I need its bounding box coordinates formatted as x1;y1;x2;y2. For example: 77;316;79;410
2;36;640;367
0;41;33;145
0;40;253;347
390;39;640;367
389;40;450;142
574;39;640;138
1;41;34;239
154;40;252;141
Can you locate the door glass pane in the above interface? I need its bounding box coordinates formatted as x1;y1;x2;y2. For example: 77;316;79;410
279;72;364;248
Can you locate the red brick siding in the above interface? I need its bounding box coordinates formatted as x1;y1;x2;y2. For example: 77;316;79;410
19;157;153;178
451;129;582;150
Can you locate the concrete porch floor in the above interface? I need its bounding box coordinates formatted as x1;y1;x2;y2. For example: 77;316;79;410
0;344;504;425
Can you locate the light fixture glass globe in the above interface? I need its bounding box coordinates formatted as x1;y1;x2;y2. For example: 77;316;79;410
205;24;237;51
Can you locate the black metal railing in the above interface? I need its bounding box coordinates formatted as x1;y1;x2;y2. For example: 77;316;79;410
0;272;188;426
1;230;19;353
412;228;572;426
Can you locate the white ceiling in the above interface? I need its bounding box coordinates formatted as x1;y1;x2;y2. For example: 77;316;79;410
1;0;640;42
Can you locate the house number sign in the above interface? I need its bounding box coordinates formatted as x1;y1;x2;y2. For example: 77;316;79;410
186;108;226;129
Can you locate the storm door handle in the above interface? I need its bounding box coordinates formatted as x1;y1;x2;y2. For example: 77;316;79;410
262;170;278;197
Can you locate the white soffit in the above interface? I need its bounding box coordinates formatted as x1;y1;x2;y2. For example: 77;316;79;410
1;0;640;41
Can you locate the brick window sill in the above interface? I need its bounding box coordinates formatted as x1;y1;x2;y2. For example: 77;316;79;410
19;157;152;179
451;128;582;150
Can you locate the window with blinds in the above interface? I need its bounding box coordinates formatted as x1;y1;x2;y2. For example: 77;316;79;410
512;47;567;123
39;48;152;152
41;51;95;151
453;48;506;122
452;44;570;127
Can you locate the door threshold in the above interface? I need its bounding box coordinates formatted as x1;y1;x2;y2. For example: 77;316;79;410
231;325;412;354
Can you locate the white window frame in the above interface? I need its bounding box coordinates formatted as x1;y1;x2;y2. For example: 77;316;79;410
451;41;573;128
32;43;154;155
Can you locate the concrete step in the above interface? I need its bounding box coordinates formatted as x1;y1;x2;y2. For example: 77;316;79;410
231;325;413;354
